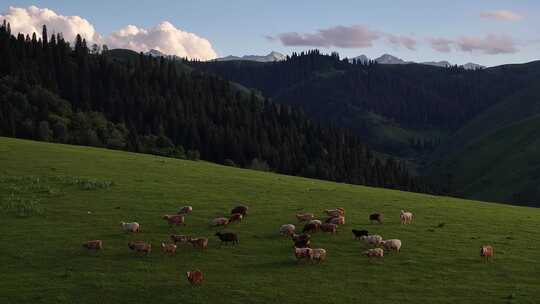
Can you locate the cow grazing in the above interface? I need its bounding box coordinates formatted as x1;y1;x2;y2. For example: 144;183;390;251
229;213;243;223
178;206;193;215
231;205;248;217
369;213;384;224
294;247;312;262
83;240;103;250
186;270;204;285
381;239;402;252
128;241;151;255
320;223;337;233
310;248;327;263
296;213;314;222
360;234;383;246
161;242;177;254
163;214;186;226
480;245;494;261
170;234;190;244
303;222;319;233
280;224;296;236
120;222;140;232
326;216;345;225
364;248;384;258
291;233;311;243
400;210;413;225
215;232;239;246
188;237;209;249
352;229;369;239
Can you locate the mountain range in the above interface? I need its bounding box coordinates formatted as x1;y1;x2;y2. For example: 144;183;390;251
214;51;286;62
351;54;485;70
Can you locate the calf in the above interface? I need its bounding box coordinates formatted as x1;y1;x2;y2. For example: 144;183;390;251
352;229;369;239
215;232;239;246
163;214;185;226
128;241;151;255
324;208;345;217
480;245;494;261
186;270;204;285
369;213;384;224
231;205;248;217
83;240;103;250
320;223;337;233
161;242;177;254
188;237;209;249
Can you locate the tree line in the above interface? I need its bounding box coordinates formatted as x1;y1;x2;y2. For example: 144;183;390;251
0;23;431;192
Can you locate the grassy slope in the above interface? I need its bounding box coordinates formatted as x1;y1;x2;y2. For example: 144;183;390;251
1;137;539;304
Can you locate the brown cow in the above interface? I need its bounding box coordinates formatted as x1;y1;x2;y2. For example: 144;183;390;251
128;241;151;255
296;213;314;222
480;245;494;261
161;242;177;254
188;237;209;249
163;214;186;226
83;240;103;250
369;213;384;224
186;270;204;285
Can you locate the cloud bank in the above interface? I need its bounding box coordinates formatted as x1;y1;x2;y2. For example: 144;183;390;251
0;6;217;60
428;34;517;54
269;25;416;50
480;10;523;21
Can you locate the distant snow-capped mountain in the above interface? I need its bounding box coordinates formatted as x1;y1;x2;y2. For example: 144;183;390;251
375;54;408;64
349;53;484;70
215;51;286;62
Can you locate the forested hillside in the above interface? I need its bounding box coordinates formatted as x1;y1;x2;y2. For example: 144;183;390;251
0;23;427;192
190;51;540;204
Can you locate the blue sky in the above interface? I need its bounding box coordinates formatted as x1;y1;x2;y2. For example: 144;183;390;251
2;0;539;66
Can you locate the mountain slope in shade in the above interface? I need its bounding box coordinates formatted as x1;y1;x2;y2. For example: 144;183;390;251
215;51;286;62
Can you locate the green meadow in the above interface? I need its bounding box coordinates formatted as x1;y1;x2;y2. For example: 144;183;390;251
1;137;539;304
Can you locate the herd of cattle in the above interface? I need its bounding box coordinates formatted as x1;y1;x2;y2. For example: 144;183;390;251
82;205;495;285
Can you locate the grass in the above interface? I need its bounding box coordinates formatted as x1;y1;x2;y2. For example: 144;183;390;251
0;137;539;303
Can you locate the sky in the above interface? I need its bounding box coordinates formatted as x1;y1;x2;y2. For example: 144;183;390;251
1;0;539;66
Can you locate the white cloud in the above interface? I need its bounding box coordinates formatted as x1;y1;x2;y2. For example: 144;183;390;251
0;5;102;43
106;22;217;60
480;10;523;21
0;6;217;60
